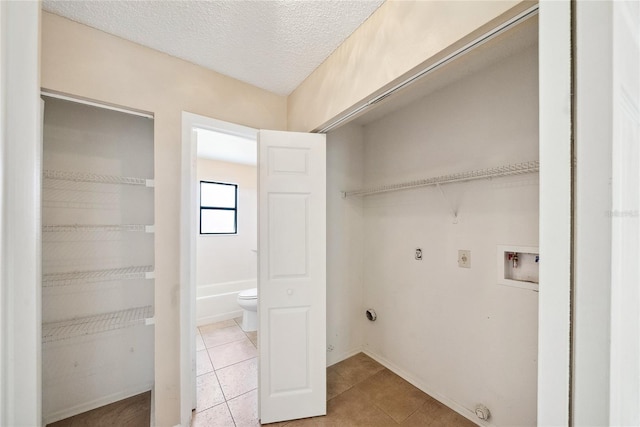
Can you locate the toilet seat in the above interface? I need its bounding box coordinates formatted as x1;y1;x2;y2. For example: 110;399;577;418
238;288;257;300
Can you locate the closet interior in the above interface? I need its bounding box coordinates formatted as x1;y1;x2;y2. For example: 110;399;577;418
41;97;155;424
325;14;539;427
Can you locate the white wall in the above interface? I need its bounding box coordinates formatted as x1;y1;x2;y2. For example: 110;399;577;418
326;124;365;365
360;44;539;426
196;158;257;288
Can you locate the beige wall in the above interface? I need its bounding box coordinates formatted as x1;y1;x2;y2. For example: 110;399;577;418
40;2;537;424
287;0;535;132
41;11;286;425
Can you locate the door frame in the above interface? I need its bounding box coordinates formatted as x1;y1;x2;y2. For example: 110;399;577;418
0;2;42;425
537;1;573;424
180;112;257;426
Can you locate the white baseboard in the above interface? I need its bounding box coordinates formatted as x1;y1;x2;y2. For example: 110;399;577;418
43;383;153;425
362;349;491;427
197;309;243;326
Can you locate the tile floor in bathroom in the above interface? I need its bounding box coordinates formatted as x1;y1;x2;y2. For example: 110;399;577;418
193;318;476;427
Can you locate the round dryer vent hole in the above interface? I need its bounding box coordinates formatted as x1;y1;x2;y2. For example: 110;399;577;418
366;309;377;321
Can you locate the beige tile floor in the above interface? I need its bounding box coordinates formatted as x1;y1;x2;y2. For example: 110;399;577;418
192;319;475;427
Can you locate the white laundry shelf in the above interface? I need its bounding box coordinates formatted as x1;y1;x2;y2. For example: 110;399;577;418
43;224;154;233
42;306;154;344
42;265;154;287
342;160;539;198
43;170;154;187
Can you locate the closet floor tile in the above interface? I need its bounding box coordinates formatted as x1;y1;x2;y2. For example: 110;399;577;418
285;387;396;426
46;391;150;427
400;396;472;427
352;368;428;423
330;352;385;386
216;357;258;400
209;338;257;370
326;366;353;400
191;402;235;427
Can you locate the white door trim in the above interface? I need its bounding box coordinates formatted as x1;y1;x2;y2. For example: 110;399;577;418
537;1;572;425
0;2;42;425
180;112;257;426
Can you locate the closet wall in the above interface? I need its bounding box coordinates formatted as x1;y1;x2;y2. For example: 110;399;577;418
358;41;538;426
324;20;539;425
326;124;365;365
42;97;155;423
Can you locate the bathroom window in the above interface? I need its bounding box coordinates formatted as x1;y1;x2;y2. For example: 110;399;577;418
200;181;238;234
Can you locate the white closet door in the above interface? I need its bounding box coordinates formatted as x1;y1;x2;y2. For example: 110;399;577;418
258;130;326;424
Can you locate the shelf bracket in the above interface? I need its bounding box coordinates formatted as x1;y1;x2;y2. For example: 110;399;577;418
436;183;458;224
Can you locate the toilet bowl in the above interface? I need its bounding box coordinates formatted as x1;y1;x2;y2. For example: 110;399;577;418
237;288;257;332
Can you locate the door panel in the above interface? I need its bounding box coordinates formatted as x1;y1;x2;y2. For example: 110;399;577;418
258;130;326;424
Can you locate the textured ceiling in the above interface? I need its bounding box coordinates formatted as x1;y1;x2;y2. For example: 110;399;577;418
42;0;384;96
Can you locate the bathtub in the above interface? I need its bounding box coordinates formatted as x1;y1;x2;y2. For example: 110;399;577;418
196;279;257;326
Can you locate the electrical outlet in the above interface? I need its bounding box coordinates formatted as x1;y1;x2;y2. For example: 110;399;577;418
415;248;423;261
458;250;471;268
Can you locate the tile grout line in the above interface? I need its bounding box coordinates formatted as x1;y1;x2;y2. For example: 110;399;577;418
195;320;259;426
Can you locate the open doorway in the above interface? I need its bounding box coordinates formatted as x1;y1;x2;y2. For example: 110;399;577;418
180;114;259;425
181;114;328;426
193;127;260;425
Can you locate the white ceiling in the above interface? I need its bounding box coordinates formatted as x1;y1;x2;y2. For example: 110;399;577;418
42;0;384;96
196;128;257;166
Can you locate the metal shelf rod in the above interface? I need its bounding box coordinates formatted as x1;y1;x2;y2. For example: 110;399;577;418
342;160;539;198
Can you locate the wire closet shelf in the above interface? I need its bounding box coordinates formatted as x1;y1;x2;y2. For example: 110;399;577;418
42;305;154;344
342;160;539;198
43;265;155;287
43;170;154;187
42;224;154;233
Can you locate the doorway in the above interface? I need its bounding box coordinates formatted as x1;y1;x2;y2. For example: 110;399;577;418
180;113;259;425
193;126;260;424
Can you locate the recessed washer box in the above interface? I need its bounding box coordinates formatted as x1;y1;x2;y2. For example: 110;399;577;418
497;245;539;291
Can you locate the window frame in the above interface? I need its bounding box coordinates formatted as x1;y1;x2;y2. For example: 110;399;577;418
199;180;238;235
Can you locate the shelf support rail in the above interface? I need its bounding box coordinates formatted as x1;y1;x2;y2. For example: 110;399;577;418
342;160;539;198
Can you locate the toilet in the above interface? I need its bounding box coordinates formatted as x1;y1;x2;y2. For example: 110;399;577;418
237;288;258;332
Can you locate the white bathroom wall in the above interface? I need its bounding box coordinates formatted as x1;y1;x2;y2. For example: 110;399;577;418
196;158;257;323
326;123;365;365
361;44;539;427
